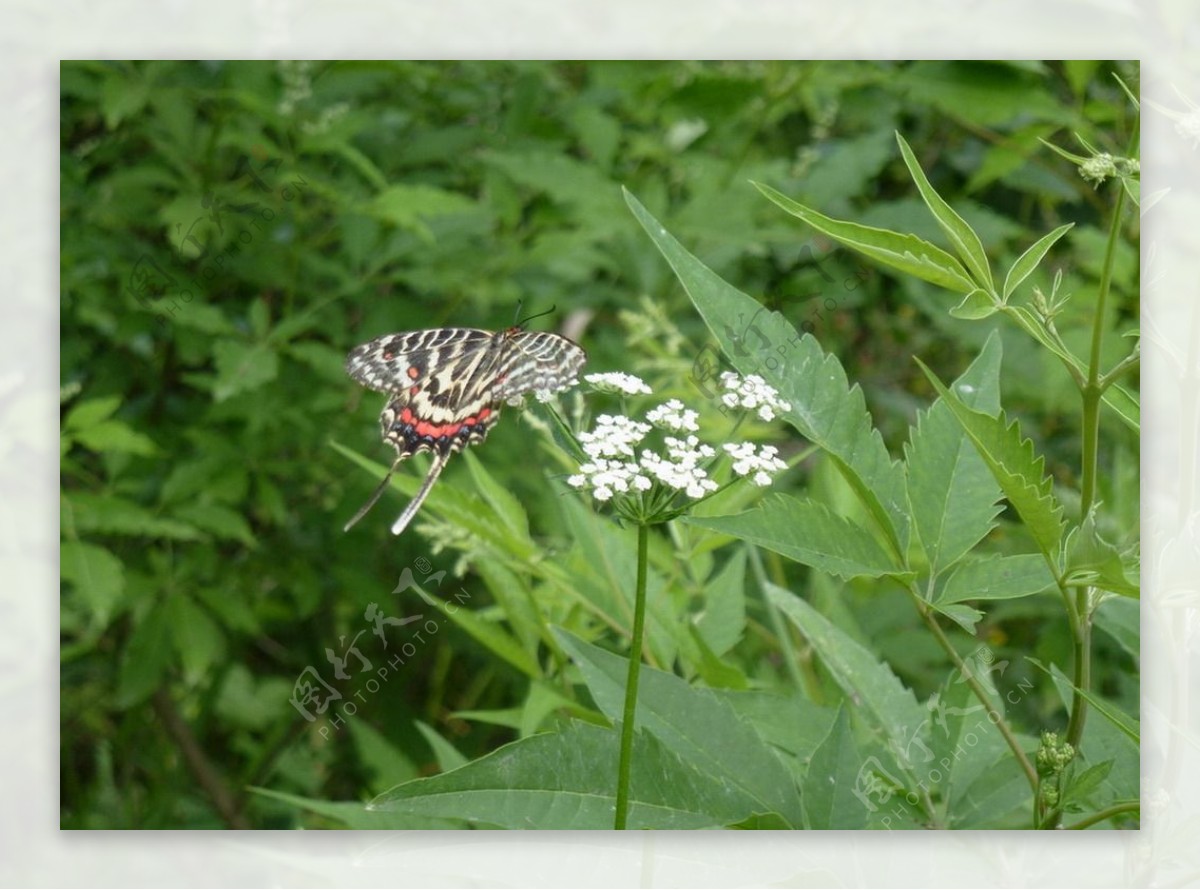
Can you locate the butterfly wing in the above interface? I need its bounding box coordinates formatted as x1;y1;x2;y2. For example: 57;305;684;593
345;328;494;396
492;329;587;404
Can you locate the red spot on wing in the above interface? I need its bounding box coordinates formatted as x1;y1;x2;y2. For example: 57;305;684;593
407;366;420;379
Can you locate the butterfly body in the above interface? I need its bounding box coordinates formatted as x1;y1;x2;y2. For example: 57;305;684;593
345;325;585;534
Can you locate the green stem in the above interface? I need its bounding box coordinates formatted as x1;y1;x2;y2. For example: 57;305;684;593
906;587;1039;790
614;521;650;830
1064;800;1140;830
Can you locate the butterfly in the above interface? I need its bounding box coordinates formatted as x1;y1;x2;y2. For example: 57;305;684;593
343;324;586;535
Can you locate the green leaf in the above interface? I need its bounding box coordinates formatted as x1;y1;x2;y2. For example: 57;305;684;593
694;547;746;657
949;288;998;320
115;602;173;707
936;554;1056;604
1093;596;1138;661
555;629;803;827
371;720;769;829
558;494;679;668
625;188;909;556
1038;660;1139;745
929;602;984;634
250;787;462;829
212;339;279;402
687;494;901;580
63;396;122;431
927;669;1013;823
1064;512;1139;598
412;586;540;680
72;420;159;456
802;704;867;829
61;540;126;630
904;332;1004;575
414;720;468;773
367;183;478;238
64;492;203;541
166;595;225;684
1063;760;1114;809
916;359;1067;563
1003;223;1074;300
753;181;976;295
170;503;257;546
765;585;928;774
462;450;530;544
896;132;993;291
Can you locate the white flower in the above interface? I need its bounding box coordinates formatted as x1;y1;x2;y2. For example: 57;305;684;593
720;372;791;421
723;442;787;486
646;399;699;432
584;372;652;396
579;414;652;459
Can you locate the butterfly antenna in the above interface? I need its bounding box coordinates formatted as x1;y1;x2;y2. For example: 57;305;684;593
390;450;451;535
515;304;557;328
343;456;403;532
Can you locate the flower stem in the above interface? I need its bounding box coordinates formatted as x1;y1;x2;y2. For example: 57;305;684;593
614;521;650;830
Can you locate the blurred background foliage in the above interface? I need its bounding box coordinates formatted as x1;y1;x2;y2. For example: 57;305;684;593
60;60;1138;828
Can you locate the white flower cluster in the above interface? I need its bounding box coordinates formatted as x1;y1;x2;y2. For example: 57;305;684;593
719;372;792;421
568;376;789;509
584;372;652;396
722;442;787;486
646;399;699;432
641;435;719;499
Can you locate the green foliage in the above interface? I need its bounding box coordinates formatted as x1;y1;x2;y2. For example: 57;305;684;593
61;61;1138;830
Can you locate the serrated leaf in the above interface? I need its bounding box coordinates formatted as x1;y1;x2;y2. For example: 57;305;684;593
625;189;909;556
802;704;867;829
212;339;279;402
171;503;257;547
61;540;126;629
916;359;1067;562
555;629;803;827
765;585;928;774
372;720;768;829
1003;223;1074;300
937;554;1056;604
687;494;901;580
753;181;976;295
904;332;1004;574
1064;512;1139;598
896;132;993;291
64;492;204;541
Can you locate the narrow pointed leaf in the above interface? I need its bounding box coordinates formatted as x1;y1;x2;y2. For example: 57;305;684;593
1002;223;1074;300
802;704;868;829
896;132;993;291
753;181;976;294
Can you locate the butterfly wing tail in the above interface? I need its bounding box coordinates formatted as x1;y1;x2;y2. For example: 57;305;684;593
390;450;450;536
343;456;404;532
